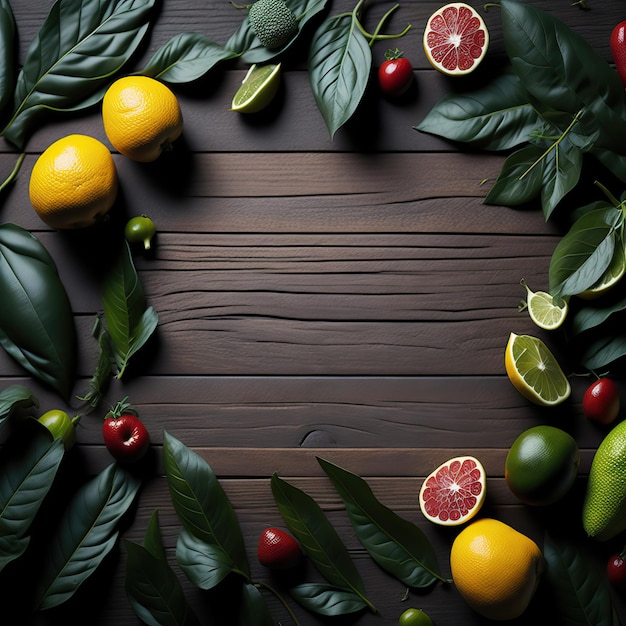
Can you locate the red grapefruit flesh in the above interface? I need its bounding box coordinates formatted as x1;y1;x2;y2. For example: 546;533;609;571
419;455;486;526
423;3;489;76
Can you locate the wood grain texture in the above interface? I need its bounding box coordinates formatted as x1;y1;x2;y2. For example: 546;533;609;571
0;0;624;624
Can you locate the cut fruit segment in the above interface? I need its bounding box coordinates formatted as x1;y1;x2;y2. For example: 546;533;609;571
521;280;568;331
423;3;489;76
505;332;571;406
577;242;626;300
231;63;281;113
419;455;486;526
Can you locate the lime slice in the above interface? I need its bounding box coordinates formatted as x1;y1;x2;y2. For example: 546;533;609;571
521;280;568;331
231;63;281;113
504;332;571;406
578;243;626;300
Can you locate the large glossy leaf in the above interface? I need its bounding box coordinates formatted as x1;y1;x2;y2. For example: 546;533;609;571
34;463;141;610
500;0;626;158
548;206;620;297
0;224;76;398
318;458;446;588
543;533;619;625
2;0;156;149
142;33;238;84
0;0;15;117
238;583;275;626
308;12;371;139
289;582;368;616
162;431;249;577
416;72;540;151
125;511;200;626
0;419;64;572
0;384;38;426
102;241;158;379
571;293;626;335
580;335;626;371
271;473;376;613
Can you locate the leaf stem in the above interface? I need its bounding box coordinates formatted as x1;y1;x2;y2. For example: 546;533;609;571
353;1;411;46
0;152;25;194
519;109;583;181
254;579;302;625
594;180;622;208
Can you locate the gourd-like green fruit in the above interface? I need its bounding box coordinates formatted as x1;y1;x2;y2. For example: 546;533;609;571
583;420;626;540
248;0;297;50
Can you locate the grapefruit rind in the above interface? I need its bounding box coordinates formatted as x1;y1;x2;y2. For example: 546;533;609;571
419;455;486;526
422;2;489;76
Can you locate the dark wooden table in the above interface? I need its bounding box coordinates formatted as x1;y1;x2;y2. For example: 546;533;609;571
1;0;625;624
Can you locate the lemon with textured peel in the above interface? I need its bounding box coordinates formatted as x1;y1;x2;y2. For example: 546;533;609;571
231;63;281;113
578;243;626;300
505;332;570;406
521;280;568;330
450;518;544;621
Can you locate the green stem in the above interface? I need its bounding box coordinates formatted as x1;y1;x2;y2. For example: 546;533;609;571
254;579;302;625
0;152;25;194
519;109;582;181
594;180;622;208
353;0;411;46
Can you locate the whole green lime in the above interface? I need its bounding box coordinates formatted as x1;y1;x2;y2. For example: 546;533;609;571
399;608;433;625
505;425;579;506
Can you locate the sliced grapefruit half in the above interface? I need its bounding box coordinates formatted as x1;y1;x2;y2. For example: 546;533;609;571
419;455;486;526
423;3;489;76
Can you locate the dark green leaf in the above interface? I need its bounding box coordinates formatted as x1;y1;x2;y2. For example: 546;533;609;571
162;431;250;577
548;207;620;297
271;473;376;613
76;316;113;409
539;136;582;219
593;147;626;182
0;0;16;116
485;144;546;208
125;511;200;626
175;527;234;590
0;224;76;398
571;294;626;335
0;384;38;425
0;419;64;572
143;33;238;83
34;463;141;610
2;0;156;149
239;583;275;626
308;13;371;139
289;582;368;616
415;72;540;151
543;532;620;625
580;335;626;371
102;241;158;379
317;458;446;588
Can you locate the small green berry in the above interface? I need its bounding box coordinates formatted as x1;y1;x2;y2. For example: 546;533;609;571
125;214;156;250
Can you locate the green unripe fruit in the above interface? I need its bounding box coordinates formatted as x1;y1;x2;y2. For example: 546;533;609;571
38;409;77;450
399;608;434;625
248;0;297;50
125;214;156;250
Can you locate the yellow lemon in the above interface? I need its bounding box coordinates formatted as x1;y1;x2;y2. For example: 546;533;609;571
450;518;544;621
102;76;183;162
29;134;118;229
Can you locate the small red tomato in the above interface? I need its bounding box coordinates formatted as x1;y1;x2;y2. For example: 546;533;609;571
378;48;414;97
610;21;626;88
257;527;301;570
607;550;626;589
582;377;620;424
102;397;150;463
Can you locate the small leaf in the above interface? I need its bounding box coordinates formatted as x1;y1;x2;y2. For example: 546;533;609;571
318;457;447;588
76;315;113;409
0;384;38;426
175;527;234;590
102;241;158;378
289;582;368;616
162;431;250;577
0;224;76;398
34;463;141;610
308;12;371;139
142;32;238;83
0;419;64;572
548;207;620;297
0;0;16;117
571;294;626;335
543;532;620;625
580;335;626;371
238;583;275;626
416;72;540;151
539;137;583;219
271;473;376;613
125;511;200;626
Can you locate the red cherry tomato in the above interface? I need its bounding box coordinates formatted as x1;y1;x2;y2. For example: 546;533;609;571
378;48;414;97
610;20;626;88
257;527;301;570
582;377;620;424
607;550;626;589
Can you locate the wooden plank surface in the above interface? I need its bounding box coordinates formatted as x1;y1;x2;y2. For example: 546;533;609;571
1;0;625;625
